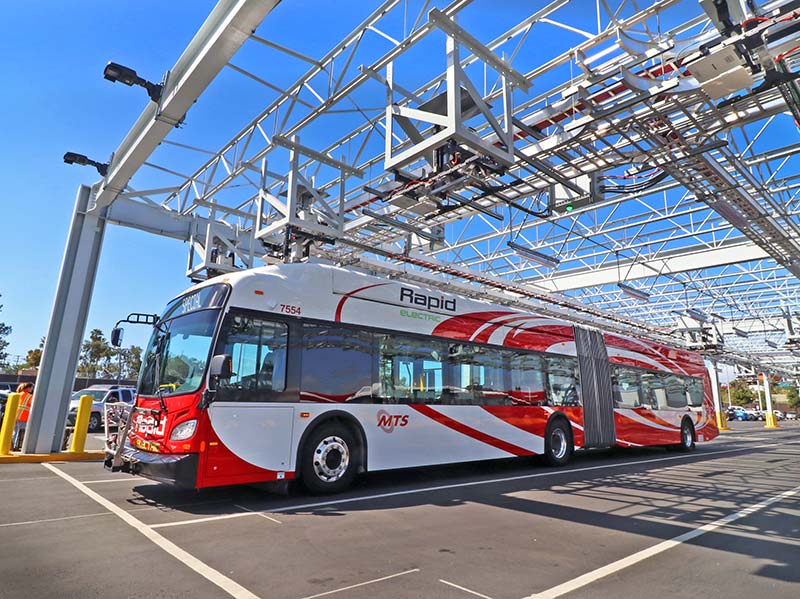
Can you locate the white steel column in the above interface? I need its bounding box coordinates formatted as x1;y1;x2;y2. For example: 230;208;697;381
706;360;728;431
761;371;779;429
755;378;764;411
22;185;107;453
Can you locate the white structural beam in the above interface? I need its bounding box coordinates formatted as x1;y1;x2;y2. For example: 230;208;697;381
536;242;768;292
23;1;283;453
105;196;249;245
23;186;106;453
90;0;282;212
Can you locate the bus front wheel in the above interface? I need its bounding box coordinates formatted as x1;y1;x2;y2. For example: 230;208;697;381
300;424;358;494
544;418;573;467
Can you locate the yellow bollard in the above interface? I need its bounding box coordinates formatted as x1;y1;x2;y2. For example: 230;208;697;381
764;409;779;429
0;393;21;455
715;408;730;431
69;394;94;453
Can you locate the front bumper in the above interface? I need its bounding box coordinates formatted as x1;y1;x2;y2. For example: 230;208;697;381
105;444;198;488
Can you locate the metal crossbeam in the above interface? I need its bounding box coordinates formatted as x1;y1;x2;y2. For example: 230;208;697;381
64;0;800;376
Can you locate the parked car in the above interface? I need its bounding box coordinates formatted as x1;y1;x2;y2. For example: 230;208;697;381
728;406;748;421
0;383;19;393
66;385;136;432
0;389;8;423
786;412;798;420
772;409;785;421
743;408;759;421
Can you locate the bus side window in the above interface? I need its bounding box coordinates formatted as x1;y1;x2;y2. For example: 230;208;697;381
545;355;580;407
377;335;446;404
640;372;667;409
510;352;545;405
664;374;688;409
687;377;704;406
612;366;641;408
300;325;372;403
447;345;511;406
216;315;288;402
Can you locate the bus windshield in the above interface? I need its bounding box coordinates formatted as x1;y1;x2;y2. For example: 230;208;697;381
138;284;228;397
139;310;220;397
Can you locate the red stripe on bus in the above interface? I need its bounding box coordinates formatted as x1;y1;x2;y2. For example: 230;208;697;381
334;283;388;322
411;404;532;457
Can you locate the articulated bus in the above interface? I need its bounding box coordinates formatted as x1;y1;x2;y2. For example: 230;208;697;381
106;263;718;493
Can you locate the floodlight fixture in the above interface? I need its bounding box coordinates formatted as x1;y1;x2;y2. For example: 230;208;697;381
63;152;109;177
732;327;749;338
104;61;163;103
507;240;561;269
765;339;778;349
617;282;651;302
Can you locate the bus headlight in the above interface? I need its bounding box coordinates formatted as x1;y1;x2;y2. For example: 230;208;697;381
170;419;198;441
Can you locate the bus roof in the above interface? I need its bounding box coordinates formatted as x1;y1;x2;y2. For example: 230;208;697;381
182;262;707;376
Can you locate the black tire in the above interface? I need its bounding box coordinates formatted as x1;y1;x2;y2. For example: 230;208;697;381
88;412;101;433
543;418;573;467
676;419;695;452
300;423;359;495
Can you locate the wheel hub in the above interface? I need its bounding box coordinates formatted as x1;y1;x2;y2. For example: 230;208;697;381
683;426;692;447
313;435;349;482
550;428;567;460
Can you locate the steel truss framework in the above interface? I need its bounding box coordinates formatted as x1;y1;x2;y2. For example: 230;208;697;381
88;0;800;375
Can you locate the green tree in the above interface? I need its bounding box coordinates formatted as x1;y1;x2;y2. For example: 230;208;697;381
0;294;11;368
124;346;143;379
106;345;143;380
78;329;114;378
787;386;799;409
729;378;755;406
22;337;45;369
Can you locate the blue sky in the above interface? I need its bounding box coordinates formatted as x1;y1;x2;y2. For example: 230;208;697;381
0;1;418;361
0;0;748;371
0;2;218;359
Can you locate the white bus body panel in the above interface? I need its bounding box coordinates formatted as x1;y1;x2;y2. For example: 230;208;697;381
207;403;546;473
208;404;295;472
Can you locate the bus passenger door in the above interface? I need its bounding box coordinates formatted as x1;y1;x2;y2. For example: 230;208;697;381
574;327;616;448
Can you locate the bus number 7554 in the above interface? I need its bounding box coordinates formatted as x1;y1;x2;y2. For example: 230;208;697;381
279;304;301;315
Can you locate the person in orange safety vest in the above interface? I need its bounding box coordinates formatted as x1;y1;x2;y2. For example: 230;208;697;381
13;382;33;451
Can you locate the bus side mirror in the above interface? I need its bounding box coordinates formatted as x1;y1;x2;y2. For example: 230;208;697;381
111;327;124;348
208;354;233;391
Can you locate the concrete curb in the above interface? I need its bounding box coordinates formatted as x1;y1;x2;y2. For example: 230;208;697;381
0;451;104;464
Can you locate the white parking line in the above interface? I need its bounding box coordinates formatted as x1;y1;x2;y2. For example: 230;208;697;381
42;463;262;599
440;579;495;598
0;512;110;528
233;504;282;524
297;568;419;599
0;476;59;483
149;444;777;530
519;483;800;599
82;477;158;484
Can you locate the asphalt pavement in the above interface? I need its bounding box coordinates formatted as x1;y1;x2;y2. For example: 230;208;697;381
0;421;798;599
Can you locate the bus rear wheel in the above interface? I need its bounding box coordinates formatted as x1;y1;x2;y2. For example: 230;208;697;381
544;418;573;467
676;419;695;452
300;424;358;495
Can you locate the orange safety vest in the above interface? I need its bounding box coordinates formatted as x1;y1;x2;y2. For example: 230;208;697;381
17;391;33;423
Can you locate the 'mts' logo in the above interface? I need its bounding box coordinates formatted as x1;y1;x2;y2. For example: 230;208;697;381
377;409;409;433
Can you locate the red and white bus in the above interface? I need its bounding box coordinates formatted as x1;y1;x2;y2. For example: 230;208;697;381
106;262;718;493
